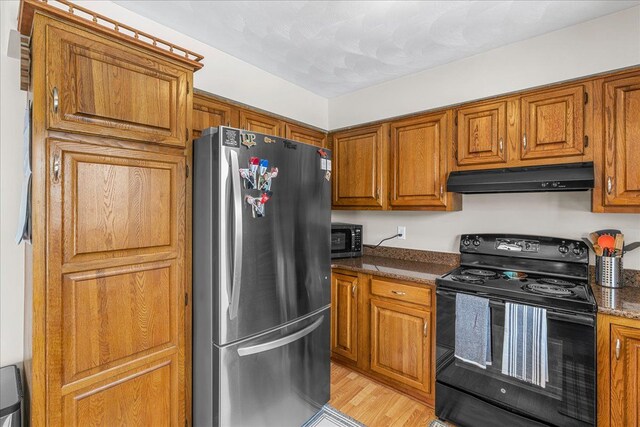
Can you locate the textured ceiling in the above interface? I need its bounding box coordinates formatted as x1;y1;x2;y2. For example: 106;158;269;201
115;1;639;97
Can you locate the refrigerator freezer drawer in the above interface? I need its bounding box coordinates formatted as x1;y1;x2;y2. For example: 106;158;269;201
195;307;330;427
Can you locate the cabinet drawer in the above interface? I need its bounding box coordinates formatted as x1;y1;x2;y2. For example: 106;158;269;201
370;278;431;307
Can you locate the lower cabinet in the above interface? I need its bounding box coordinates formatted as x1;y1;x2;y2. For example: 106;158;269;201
330;270;435;405
331;273;359;363
370;299;432;395
597;314;640;426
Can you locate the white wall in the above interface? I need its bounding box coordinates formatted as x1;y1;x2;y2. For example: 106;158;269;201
330;6;640;270
1;0;26;366
332;193;640;269
329;6;640;129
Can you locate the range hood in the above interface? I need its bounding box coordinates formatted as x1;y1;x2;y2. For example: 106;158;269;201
446;162;594;194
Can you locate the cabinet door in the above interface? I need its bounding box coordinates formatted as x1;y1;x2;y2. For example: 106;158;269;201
602;74;640;208
239;109;283;136
521;85;585;160
610;324;640;426
331;273;358;363
332;124;387;209
192;94;239;138
285;122;327;147
47;139;186;426
370;299;431;395
389;112;449;209
456;100;508;166
45;21;190;147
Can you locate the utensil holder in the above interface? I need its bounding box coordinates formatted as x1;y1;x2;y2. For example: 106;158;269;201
595;254;624;288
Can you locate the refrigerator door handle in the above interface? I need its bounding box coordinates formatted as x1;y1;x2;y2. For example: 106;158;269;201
229;149;243;319
237;317;324;357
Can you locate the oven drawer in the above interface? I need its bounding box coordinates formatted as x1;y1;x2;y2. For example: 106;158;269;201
371;278;431;307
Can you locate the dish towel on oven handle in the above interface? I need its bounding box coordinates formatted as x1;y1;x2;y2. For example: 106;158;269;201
455;293;492;369
501;302;548;388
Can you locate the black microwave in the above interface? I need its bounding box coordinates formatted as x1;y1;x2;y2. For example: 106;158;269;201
331;223;362;259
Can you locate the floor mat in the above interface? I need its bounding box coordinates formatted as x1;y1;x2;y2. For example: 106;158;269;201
303;404;366;427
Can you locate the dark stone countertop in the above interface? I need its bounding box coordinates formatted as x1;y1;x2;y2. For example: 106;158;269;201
331;255;455;286
332;249;640;320
592;282;640;320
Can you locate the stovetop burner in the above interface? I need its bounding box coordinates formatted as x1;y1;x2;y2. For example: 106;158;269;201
437;265;595;313
461;268;498;278
536;277;576;287
451;274;485;284
524;283;576;298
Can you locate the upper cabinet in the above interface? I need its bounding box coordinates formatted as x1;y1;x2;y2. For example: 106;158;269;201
239;110;284;136
456;100;509;166
600;72;640;210
520;85;585;160
45;20;191;147
192;94;239;138
389;112;460;210
285;122;327;147
454;84;592;171
332;124;388;209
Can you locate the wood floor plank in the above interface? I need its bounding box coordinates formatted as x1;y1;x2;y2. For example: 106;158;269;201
329;362;437;427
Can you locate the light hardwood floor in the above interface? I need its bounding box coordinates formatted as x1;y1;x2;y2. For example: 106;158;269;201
329;362;438;427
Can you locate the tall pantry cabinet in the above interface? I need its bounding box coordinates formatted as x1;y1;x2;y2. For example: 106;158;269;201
19;1;203;425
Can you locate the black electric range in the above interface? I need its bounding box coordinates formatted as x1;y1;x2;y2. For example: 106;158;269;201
435;234;596;427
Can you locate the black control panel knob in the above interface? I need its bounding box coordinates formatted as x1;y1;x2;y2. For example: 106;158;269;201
473;239;481;247
462;238;471;246
573;247;583;256
558;245;569;254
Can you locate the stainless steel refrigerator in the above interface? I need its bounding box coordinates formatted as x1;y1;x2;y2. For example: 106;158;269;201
193;126;331;427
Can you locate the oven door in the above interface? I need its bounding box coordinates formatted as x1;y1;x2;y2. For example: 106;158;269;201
331;228;354;258
436;288;596;427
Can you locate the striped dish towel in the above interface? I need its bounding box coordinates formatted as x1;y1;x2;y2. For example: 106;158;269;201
501;302;548;388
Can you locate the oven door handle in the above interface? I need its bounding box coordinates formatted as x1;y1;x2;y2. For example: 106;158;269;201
437;289;595;326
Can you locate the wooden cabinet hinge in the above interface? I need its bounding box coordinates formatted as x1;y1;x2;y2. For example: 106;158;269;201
186;129;189;141
584;92;588;105
186;164;190;177
454;116;458;126
185;292;189;306
584;135;589;147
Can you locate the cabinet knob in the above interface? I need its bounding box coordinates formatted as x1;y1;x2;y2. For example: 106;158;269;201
52;87;59;113
522;133;527;151
352;284;357;297
607;177;613;195
499;138;503;153
391;290;406;296
440;184;444;197
423;320;428;337
615;338;621;360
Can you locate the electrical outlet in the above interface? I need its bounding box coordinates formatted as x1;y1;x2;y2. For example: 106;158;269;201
397;226;406;240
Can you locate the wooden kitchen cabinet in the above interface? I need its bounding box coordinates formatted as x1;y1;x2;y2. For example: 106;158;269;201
332;124;388;209
331;271;436;405
389;111;460;210
45;20;190;147
520;85;586;161
285;122;327;147
456;100;510;167
598;72;640;211
22;4;200;425
48;139;186;426
192;93;239;138
239;109;284;136
598;314;640;426
370;299;432;397
331;272;359;364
